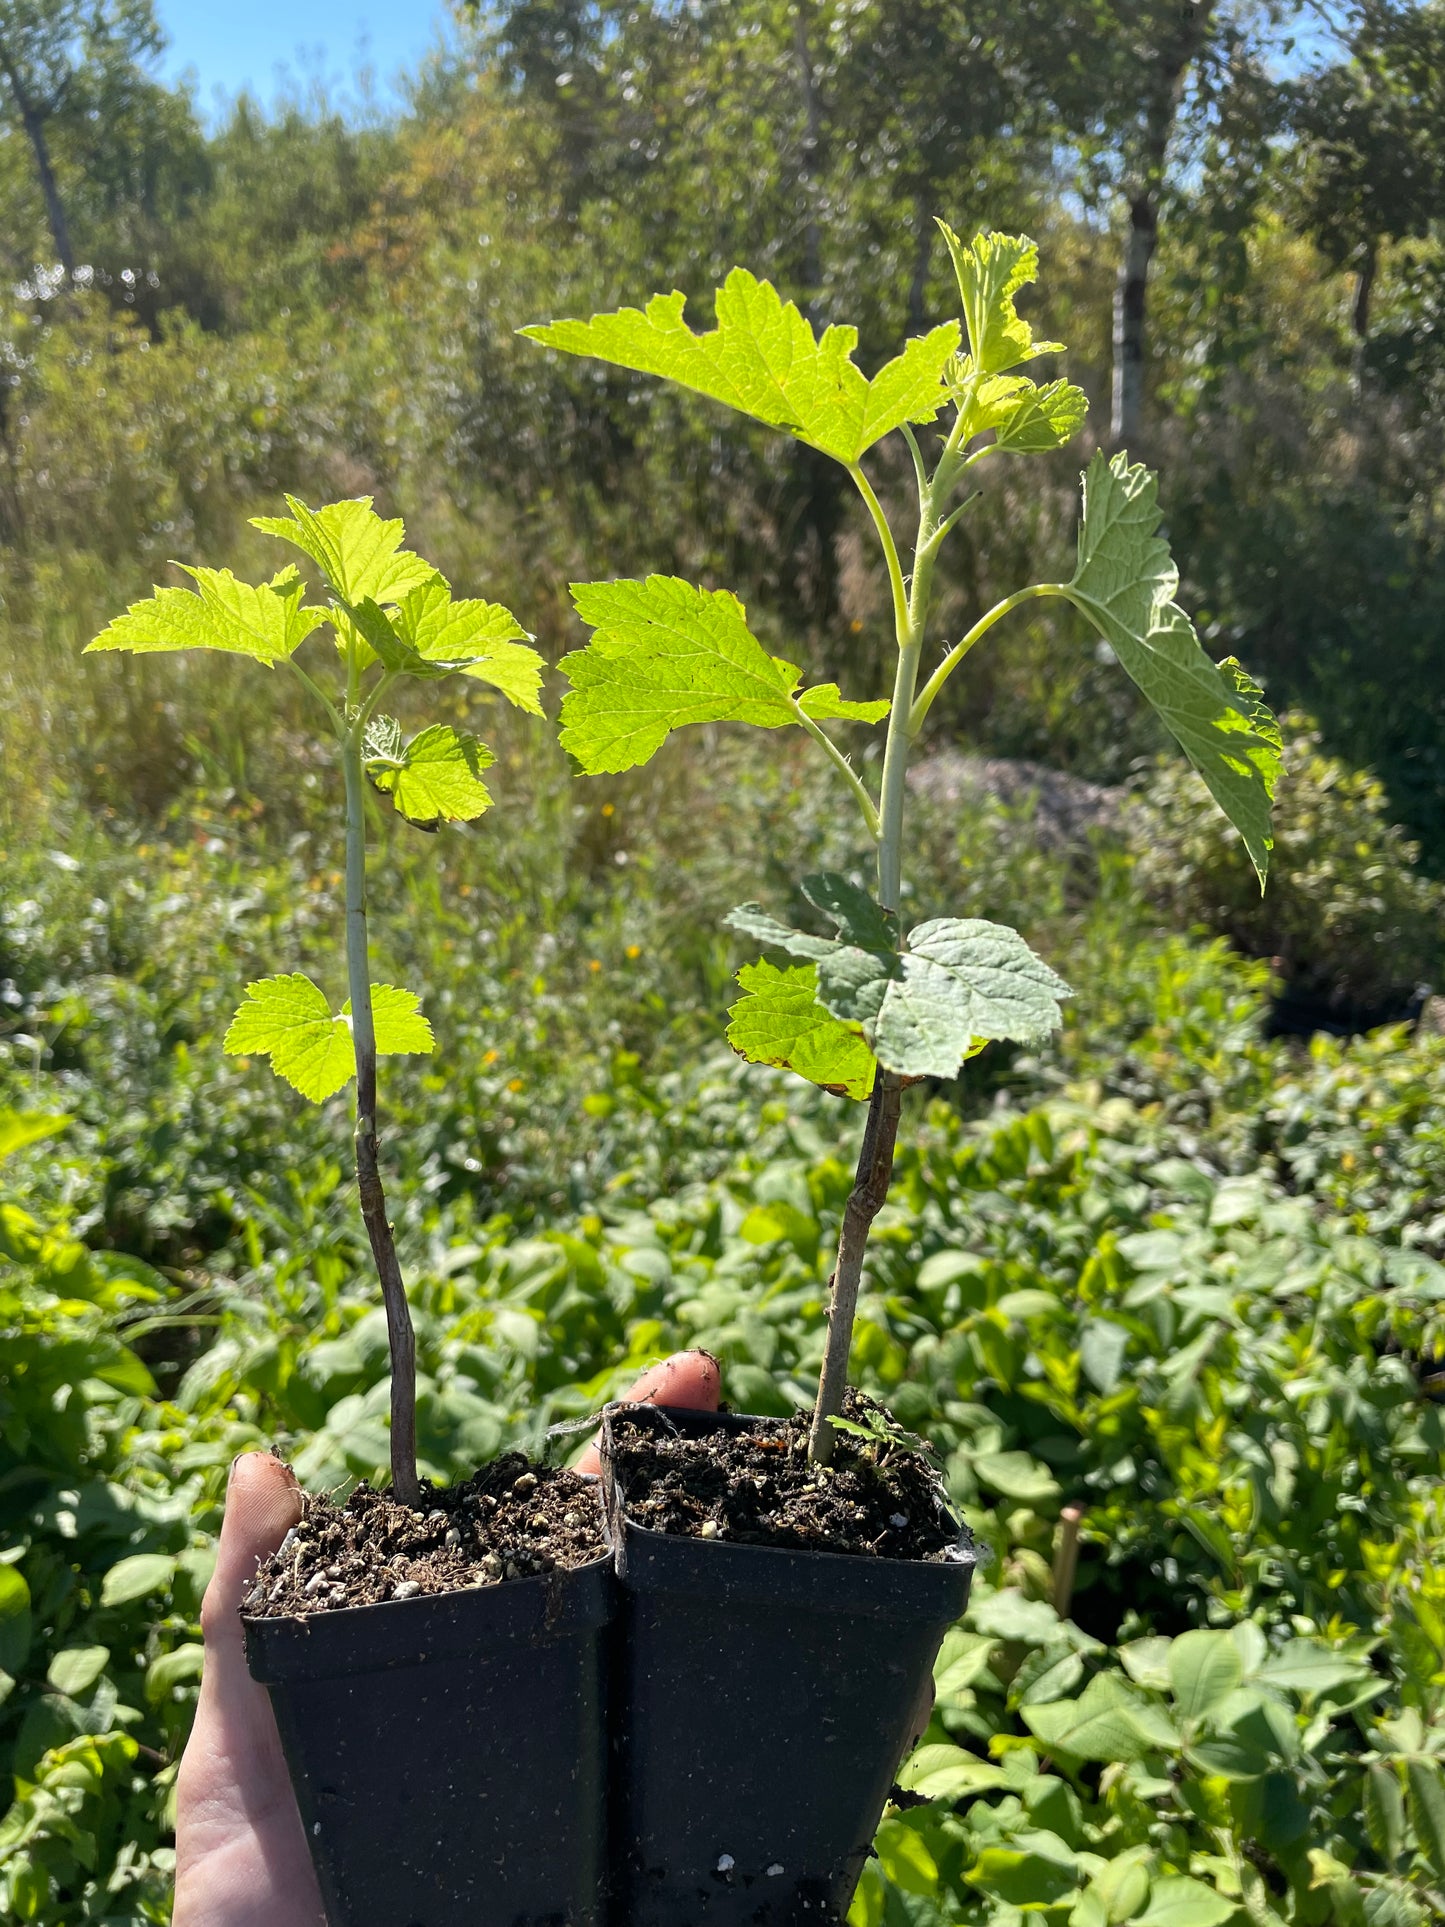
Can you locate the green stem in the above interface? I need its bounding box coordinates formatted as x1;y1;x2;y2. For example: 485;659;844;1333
791;699;880;839
810;442;944;1466
876;635;922;910
287;660;346;737
848;460;910;642
910;583;1066;736
341;727;420;1508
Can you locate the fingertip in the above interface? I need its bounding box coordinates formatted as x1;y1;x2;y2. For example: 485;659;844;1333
574;1350;724;1474
641;1349;722;1412
204;1453;303;1633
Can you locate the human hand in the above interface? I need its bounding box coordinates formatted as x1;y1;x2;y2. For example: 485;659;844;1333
172;1351;722;1926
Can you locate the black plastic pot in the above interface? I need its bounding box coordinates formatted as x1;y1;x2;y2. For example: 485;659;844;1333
600;1406;978;1927
243;1552;614;1927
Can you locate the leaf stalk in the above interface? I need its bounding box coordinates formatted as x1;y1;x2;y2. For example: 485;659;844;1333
790;698;881;838
910;583;1067;736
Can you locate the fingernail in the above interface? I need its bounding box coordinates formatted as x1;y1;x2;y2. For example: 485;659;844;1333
227;1452;245;1488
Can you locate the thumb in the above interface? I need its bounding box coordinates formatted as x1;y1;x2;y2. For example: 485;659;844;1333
201;1451;303;1652
574;1349;722;1476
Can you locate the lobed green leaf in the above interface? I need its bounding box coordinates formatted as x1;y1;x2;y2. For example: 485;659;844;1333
523;268;959;464
394;578;543;712
1063;451;1281;886
250;496;436;606
559;576;886;773
726;959;877;1100
727;874;1069;1080
368;723;495;827
84;566;323;664
970;373;1088;453
939;226;1065;377
224;974;435;1104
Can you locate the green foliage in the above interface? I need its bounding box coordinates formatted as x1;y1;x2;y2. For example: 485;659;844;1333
938;225;1064;376
222;976;434;1104
537;231;1276;1158
7;910;1445;1916
366;722;496;827
521;268;962;463
249;496;439;609
558;576;887;775
84;495;539;1111
85;566;323;664
728;872;1070;1080
726;960;878;1101
1061;452;1282;888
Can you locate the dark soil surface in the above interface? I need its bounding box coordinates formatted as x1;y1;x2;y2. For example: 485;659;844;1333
244;1454;607;1617
608;1394;962;1562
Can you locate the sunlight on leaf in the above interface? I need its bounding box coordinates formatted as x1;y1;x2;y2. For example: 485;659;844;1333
85;566;323;664
524;269;958;463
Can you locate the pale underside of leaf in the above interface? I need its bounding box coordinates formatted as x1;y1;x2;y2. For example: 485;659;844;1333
250;496;436;606
559;576;887;773
368;723;495;825
84;567;323;664
223;974;435;1103
938;225;1065;377
726;876;1069;1079
726;959;876;1100
523;268;959;463
1064;450;1281;885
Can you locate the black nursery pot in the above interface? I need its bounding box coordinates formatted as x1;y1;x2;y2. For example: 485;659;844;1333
243;1552;614;1927
600;1406;978;1927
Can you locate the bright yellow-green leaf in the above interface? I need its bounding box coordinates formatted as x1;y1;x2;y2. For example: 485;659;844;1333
85;567;323;664
0;1111;68;1163
0;1566;31;1675
523;269;959;463
250;496;436;605
368;723;495;825
726;959;876;1100
796;683;891;724
361;984;436;1057
939;226;1065;376
969;373;1088;452
966;1836;1080;1909
560;577;886;773
394;578;544;712
224;974;435;1103
1062;451;1281;886
872;1816;941;1895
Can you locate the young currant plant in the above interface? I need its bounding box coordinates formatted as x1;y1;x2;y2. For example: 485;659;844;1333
85;498;543;1507
525;228;1282;1467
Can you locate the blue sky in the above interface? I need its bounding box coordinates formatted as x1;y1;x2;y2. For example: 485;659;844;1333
154;1;455;119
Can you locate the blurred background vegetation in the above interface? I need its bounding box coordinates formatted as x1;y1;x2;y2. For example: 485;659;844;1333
8;1;1445;1922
